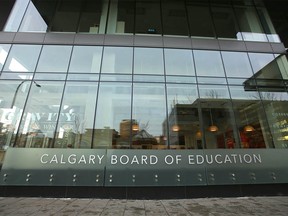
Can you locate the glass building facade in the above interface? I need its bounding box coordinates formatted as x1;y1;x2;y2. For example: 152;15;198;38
0;0;288;197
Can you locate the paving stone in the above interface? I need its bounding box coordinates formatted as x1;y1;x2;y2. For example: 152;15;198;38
0;196;288;216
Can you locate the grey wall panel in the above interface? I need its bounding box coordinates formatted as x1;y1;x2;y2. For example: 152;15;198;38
0;32;15;43
218;40;246;52
44;33;75;45
270;43;286;54
245;41;273;53
104;35;134;46
163;36;192;49
74;34;105;45
192;38;220;50
134;35;163;47
14;32;45;44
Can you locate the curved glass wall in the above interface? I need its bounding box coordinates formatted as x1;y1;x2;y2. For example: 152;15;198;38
1;0;284;44
1;44;288;150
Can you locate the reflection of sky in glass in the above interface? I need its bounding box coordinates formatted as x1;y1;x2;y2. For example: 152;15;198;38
19;2;47;32
8;58;28;72
0;46;9;68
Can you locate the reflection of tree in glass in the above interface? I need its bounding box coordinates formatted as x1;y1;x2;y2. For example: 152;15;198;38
249;92;285;101
138;120;150;131
205;90;220;98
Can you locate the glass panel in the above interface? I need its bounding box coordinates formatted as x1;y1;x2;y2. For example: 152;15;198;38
94;82;132;149
162;0;189;36
261;92;288;149
227;78;249;85
54;82;98;149
33;73;66;80
135;0;162;35
248;53;283;81
101;47;133;74
275;54;288;80
115;0;135;34
166;84;201;149
132;83;167;149
164;49;195;76
0;44;11;71
197;77;227;85
234;4;268;42
0;80;30;149
166;76;196;84
36;45;72;72
134;48;164;75
50;0;81;32
194;50;226;77
198;84;239;149
19;1;47;32
211;4;242;40
67;74;99;81
16;81;65;148
3;45;41;72
222;51;254;78
248;53;274;73
200;100;239;149
186;1;215;38
100;74;132;82
133;75;164;83
0;73;33;80
69;46;102;73
199;84;230;99
229;85;273;148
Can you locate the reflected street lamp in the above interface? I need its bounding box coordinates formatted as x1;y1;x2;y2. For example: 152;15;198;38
10;80;41;108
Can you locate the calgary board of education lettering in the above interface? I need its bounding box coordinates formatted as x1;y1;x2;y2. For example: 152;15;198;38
40;153;262;166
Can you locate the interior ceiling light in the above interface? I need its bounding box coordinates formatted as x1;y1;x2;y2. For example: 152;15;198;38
244;111;255;132
208;109;218;132
132;124;139;131
172;125;180;132
208;125;219;132
244;125;255;132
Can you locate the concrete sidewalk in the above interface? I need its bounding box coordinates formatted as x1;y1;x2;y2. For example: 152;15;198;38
0;196;288;216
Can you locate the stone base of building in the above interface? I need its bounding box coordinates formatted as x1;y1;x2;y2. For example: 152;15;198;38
1;184;288;199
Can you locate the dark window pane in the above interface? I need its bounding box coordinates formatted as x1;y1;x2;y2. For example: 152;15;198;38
162;0;189;36
78;0;103;33
135;1;162;34
115;0;135;34
187;1;215;38
51;0;81;32
211;5;241;40
234;5;267;41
